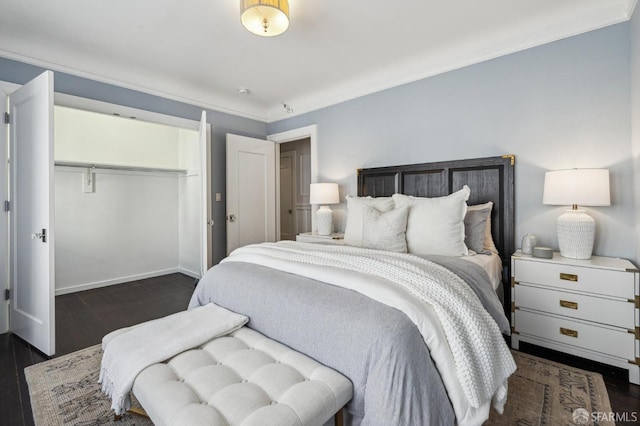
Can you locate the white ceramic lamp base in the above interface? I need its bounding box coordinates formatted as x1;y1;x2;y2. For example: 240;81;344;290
316;205;333;236
557;209;595;259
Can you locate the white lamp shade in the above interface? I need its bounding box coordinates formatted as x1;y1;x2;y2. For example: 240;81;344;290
542;168;610;260
543;169;610;206
310;183;339;205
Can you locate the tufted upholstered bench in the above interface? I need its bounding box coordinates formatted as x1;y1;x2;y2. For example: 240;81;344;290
130;327;353;426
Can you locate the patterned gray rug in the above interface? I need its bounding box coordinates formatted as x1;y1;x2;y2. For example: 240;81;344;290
25;344;151;426
487;350;614;425
25;345;614;425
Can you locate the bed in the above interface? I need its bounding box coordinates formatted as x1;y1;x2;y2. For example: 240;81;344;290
189;155;516;426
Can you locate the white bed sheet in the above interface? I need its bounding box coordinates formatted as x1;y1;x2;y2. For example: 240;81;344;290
461;252;503;291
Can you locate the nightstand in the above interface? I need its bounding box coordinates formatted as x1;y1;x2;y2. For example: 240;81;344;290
511;250;639;384
295;232;345;245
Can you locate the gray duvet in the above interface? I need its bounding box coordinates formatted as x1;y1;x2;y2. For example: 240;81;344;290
189;255;509;426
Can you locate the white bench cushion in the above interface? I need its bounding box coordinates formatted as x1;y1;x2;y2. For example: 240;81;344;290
132;327;353;426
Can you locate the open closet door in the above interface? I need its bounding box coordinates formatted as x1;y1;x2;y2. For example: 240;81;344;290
226;134;276;254
199;111;213;274
0;85;9;334
9;71;55;356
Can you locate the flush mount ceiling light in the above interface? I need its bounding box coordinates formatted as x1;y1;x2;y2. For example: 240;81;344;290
241;0;289;37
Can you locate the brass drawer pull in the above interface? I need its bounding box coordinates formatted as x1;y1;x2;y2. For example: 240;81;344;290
560;327;578;338
560;273;578;282
559;300;578;310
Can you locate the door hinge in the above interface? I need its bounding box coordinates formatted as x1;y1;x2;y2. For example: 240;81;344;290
4;289;9;301
4;113;9;124
3;201;9;212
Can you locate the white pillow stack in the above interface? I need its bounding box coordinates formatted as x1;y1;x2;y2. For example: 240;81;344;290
343;186;473;256
392;186;470;256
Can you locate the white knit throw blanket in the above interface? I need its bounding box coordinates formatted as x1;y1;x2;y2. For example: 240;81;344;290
226;242;516;411
99;303;248;415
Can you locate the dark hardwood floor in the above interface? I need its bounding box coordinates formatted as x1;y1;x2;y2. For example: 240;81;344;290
1;273;638;425
0;273;195;426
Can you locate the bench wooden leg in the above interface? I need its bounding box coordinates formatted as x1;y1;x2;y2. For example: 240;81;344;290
128;406;149;418
113;406;149;422
335;407;344;426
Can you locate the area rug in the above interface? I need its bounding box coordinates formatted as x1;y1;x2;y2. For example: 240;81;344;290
25;344;151;426
487;350;614;425
26;345;614;425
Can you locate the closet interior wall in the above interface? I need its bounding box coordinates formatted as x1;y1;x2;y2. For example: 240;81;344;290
54;106;201;295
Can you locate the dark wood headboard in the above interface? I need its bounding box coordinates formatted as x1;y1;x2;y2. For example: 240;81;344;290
357;155;515;315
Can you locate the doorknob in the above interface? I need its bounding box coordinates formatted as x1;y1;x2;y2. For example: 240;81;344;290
288;209;292;215
227;214;237;222
32;228;47;243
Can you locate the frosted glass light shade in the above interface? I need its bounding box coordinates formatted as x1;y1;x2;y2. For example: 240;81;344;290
543;168;610;260
241;0;289;37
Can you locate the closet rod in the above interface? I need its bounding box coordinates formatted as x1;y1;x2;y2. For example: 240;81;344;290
55;161;188;175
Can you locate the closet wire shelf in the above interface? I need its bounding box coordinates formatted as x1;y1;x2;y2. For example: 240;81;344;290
54;161;189;175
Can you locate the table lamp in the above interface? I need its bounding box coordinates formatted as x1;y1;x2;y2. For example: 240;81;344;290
542;168;610;259
310;183;339;236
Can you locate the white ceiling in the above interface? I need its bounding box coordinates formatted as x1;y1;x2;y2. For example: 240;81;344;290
0;0;635;123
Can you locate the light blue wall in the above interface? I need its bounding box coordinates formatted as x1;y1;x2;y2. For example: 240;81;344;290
269;23;636;261
0;57;268;265
631;6;640;266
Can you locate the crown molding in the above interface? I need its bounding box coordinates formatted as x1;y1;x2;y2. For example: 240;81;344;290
266;5;634;123
1;0;635;125
0;49;270;123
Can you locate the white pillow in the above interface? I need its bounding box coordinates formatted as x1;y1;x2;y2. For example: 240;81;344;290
392;186;470;256
361;205;409;252
467;201;499;254
344;196;395;246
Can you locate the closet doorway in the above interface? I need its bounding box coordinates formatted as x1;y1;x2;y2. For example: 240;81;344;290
278;138;311;240
53;99;212;296
0;74;211;355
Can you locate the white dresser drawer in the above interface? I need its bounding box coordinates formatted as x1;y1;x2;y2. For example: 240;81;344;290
515;284;635;329
515;310;635;360
514;260;635;299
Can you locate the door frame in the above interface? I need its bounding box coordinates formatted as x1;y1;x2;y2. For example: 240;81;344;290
268;125;318;238
55;93;206;132
0;81;18;334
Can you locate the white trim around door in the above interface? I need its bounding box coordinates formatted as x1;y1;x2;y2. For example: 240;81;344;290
268;125;318;235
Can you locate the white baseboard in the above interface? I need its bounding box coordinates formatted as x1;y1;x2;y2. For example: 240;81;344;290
178;268;201;279
55;268;181;295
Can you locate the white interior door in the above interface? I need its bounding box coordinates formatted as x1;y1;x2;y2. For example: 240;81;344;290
199;111;213;273
0;86;9;334
9;71;55;355
226;134;276;254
